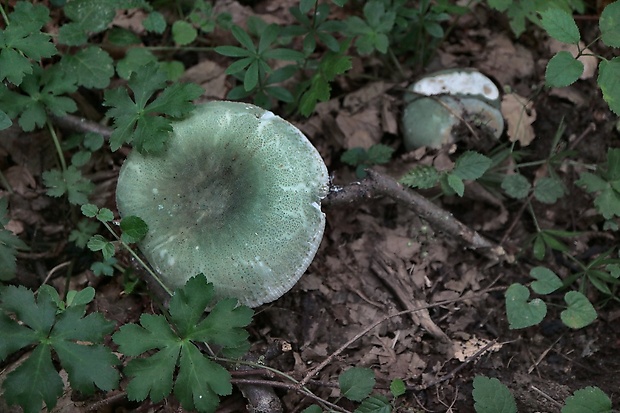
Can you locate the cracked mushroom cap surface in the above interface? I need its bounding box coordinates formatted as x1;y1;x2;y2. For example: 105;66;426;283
116;101;329;307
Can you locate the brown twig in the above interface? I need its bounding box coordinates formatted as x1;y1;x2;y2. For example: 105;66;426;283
324;169;511;263
51;114;112;138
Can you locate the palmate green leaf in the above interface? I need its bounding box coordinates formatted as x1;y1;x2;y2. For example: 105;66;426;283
103;63;203;153
339;367;375;402
3;344;64;413
113;277;253;413
366;144;394;164
87;235;115;260
447;173;465;197
59;46;114;89
562;386;612;413
1;285;119;413
174;344;231;412
597;57;620;116
0;2;57;85
599;1;620;48
539;8;580;44
545;51;583;88
561;291;597;329
42;166;94;205
472;376;517;413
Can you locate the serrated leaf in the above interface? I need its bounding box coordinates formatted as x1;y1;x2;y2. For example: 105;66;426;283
447;173;465;197
0;314;38;360
400;165;440;189
3;344;63;413
104;63;202;154
562;386;612;413
472;376;517;413
120;215;149;243
540;8;580;44
453;151;492;180
530;266;562;294
42;166;94;205
339;367;375;402
576;172;609;193
112;277;252;413
599;1;620;48
59;46;114;89
545;51;583;88
534;176;565;204
366;144;394;164
87;235;115;260
501;173;531;199
354;395;390;413
505;283;547;329
560;291;597;329
144;11;167;33
598;58;620;116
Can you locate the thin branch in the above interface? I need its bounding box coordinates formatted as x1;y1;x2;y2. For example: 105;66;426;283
323;169;512;263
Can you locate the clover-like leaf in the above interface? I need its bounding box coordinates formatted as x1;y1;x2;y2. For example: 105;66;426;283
530;266;563;295
505;283;547;329
560;291;597;329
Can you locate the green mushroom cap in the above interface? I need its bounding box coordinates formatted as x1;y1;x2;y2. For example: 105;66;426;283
116;101;329;307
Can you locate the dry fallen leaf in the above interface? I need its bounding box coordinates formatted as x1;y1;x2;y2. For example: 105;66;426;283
501;93;537;146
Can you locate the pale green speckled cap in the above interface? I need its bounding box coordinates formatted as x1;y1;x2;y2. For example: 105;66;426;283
116;101;329;307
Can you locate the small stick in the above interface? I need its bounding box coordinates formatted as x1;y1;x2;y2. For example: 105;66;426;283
324;169;511;263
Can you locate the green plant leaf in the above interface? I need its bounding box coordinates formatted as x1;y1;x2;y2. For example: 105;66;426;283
501;173;531;199
0;285;119;413
42;166;94;205
599;1;620;48
144;11;167;33
533;176;565;204
339;367;375;402
530;266;563;294
539;8;580;44
103;63;203;154
302;405;323;413
505;283;547;329
447;173;465;197
390;378;406;398
366;144;394;164
112;276;253;412
472;376;517;413
0;2;57;85
400;165;440;189
354;395;390;413
560;291;597;329
453;151;492;180
172;20;198;45
59;46;114;89
87;235;115;260
121;216;149;244
598;57;620;115
545;51;583;88
562;386;612;413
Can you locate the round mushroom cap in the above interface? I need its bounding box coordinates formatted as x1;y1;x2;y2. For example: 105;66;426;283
116;101;329;307
402;96;463;150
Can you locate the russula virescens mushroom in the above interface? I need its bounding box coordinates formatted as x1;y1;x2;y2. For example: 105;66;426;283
116;101;329;307
402;69;504;150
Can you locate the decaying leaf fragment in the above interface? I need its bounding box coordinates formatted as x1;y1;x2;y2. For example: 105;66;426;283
501;93;537;146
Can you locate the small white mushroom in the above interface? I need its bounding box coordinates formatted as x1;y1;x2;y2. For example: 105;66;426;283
402;69;505;150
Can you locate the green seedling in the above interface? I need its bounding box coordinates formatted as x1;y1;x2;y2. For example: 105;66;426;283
341;144;395;178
